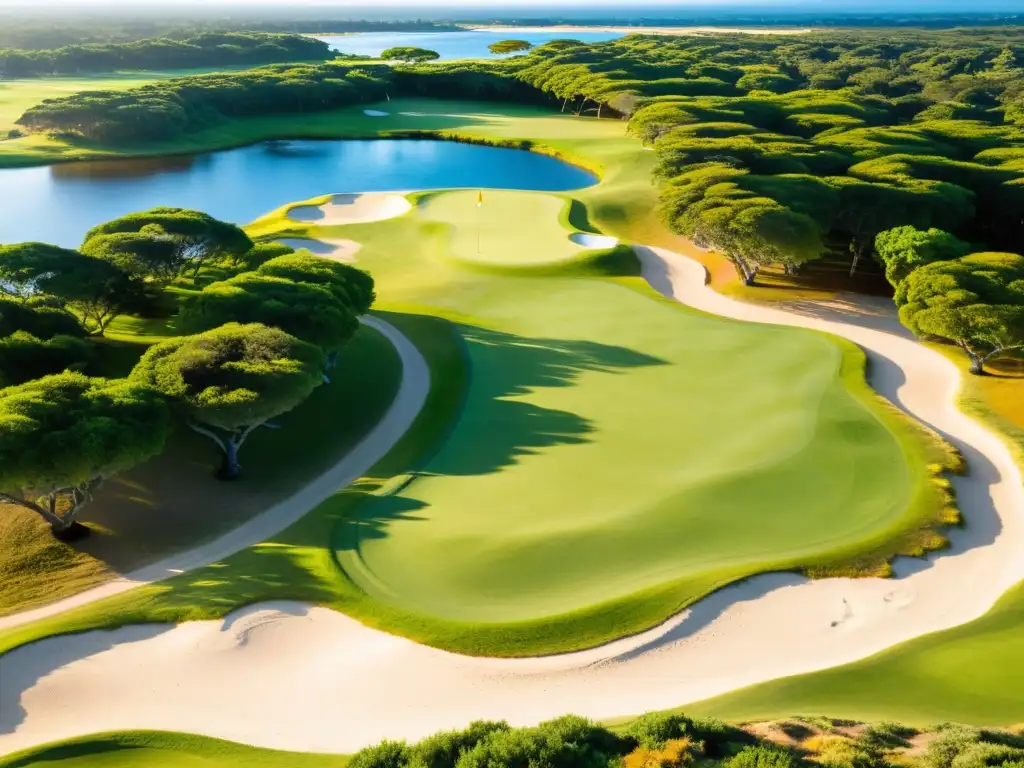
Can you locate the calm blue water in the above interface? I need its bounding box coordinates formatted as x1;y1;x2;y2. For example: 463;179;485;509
0;139;596;248
319;30;622;60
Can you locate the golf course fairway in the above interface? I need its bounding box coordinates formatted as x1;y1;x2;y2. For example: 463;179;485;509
273;188;953;637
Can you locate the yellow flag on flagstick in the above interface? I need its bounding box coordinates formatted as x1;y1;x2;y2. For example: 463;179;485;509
477;190;483;207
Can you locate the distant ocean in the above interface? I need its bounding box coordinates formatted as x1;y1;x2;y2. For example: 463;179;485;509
318;30;623;61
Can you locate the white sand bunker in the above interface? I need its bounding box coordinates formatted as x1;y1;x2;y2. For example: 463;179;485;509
288;193;412;226
364;110;390;117
276;237;362;264
571;233;619;249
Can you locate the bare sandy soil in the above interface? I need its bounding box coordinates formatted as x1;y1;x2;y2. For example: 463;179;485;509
288;193;412;226
1;245;1021;755
472;25;814;36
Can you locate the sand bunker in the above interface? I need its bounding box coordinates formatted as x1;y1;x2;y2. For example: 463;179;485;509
3;247;1023;756
364;110;390;117
570;233;619;249
288;193;412;226
276;237;362;264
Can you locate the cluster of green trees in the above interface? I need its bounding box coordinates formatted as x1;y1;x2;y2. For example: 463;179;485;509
345;711;1024;768
0;33;334;78
0;207;375;534
0;17;458;50
17;62;394;142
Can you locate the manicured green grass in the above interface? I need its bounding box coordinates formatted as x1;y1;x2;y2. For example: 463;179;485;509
0;177;953;658
0;730;350;768
0;323;402;616
681;577;1024;728
422;190;587;266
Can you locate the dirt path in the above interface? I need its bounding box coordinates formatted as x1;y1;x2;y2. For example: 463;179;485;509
2;247;1023;755
0;316;431;634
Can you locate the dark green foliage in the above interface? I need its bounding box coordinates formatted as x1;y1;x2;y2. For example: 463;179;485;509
381;47;440;63
0;32;333;78
409;722;511;768
255;253;376;315
899;252;1024;374
0;242;148;335
18;62;394;142
455;715;621;768
624;711;690;749
859;722;918;750
349;741;413;768
0;372;170;529
179;273;359;354
83;208;253;283
874;226;971;289
130;323;323;478
0;295;83;339
239;241;296;269
0;332;91;388
728;744;804;768
488;40;533;56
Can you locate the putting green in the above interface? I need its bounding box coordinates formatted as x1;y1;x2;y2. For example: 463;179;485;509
0;103;957;658
421;190;587;266
316;189;946;627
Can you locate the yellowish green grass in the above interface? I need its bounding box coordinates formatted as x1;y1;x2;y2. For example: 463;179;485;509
0;731;350;768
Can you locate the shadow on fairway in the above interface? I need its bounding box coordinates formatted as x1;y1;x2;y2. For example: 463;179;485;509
336;323;669;548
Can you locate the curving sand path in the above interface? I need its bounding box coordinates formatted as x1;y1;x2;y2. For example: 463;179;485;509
288;193;412;226
0;316;430;635
1;246;1023;755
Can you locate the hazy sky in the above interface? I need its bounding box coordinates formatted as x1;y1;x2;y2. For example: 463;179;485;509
0;0;1019;8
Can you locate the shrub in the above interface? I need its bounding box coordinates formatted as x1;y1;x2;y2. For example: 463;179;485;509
729;744;804;768
409;722;510;768
927;725;982;768
625;712;691;749
349;740;412;768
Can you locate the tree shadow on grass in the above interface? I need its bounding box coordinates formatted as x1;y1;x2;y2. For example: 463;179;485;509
335;322;669;548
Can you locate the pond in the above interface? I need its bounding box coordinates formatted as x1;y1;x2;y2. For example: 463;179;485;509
0;139;597;248
318;30;623;60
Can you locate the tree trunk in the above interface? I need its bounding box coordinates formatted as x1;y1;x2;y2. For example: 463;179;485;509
218;438;242;481
561;97;569;113
597;103;603;120
0;482;100;537
849;241;866;278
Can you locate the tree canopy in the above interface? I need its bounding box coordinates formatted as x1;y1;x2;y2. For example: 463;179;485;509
131;323;324;478
488;40;533;56
255;253;376;316
875;226;971;291
178;272;360;354
899;252;1024;374
380;47;440;63
0;373;170;531
83;208;254;280
0;242;149;335
0;32;333;78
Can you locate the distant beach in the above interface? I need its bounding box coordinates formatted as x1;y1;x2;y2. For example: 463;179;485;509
467;25;815;36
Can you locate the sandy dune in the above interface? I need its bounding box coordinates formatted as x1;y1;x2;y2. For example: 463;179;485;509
276;237;363;263
288;193;412;226
0;316;430;635
473;25;813;36
1;245;1022;755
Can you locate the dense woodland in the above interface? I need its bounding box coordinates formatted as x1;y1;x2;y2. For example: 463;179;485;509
0;33;335;78
0;18;457;50
0;208;374;533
